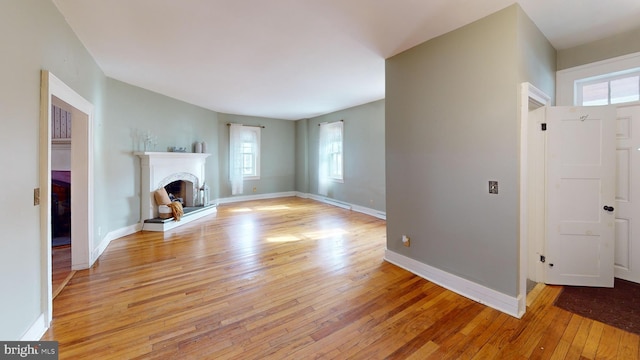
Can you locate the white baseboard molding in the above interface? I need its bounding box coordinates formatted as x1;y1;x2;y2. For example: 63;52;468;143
303;193;386;220
21;313;47;341
215;191;297;205
384;249;522;318
91;223;142;265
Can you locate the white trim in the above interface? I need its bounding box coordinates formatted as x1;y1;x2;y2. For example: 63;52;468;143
304;193;386;220
385;250;522;318
20;313;47;341
92;223;142;261
40;71;95;328
215;191;297;204
294;191;309;199
557;51;640;106
519;82;551;318
351;204;387;220
306;193;351;210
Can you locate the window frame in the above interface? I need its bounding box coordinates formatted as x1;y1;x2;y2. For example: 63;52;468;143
242;126;260;180
235;126;261;181
576;70;640;106
324;121;344;182
557;51;640;106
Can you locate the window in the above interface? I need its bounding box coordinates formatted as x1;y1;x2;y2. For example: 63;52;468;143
577;71;640;106
318;121;343;196
229;124;260;195
241;136;258;177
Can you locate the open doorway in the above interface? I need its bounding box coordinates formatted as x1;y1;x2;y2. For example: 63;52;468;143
50;97;74;298
39;71;94;326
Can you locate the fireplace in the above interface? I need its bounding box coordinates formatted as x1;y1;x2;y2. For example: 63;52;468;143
135;152;211;223
160;173;198;206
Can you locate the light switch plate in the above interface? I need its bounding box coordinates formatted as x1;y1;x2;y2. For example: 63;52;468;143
489;181;498;194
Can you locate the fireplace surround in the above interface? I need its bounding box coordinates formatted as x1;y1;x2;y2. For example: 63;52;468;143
135;151;216;231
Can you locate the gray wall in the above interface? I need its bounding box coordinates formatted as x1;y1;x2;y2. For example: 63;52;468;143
0;0;280;339
299;100;386;211
216;113;296;198
0;0;106;339
385;4;555;297
516;7;556;101
557;26;640;70
101;78;220;229
295;119;310;193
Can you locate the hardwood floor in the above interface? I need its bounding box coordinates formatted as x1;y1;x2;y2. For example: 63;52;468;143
52;245;75;299
42;197;640;359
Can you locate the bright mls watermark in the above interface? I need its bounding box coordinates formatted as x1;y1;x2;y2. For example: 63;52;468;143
1;341;58;359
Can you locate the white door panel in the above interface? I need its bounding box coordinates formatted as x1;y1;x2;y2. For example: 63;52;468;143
614;104;640;283
545;106;616;287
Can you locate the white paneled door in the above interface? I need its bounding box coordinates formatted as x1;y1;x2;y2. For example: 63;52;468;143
545;106;617;287
614;104;640;283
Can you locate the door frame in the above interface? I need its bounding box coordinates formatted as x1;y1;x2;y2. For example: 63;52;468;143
518;82;551;315
40;70;94;325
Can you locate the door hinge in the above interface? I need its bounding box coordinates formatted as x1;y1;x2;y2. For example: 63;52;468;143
541;123;547;131
540;255;546;263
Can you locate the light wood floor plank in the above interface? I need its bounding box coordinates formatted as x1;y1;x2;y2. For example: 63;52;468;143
41;197;640;359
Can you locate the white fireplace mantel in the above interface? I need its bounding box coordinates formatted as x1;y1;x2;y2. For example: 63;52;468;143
134;151;211;162
135;152;211;222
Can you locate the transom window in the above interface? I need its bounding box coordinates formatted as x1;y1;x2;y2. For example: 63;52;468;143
577;70;640;106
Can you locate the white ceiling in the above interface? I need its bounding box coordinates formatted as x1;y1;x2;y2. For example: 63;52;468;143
53;0;640;120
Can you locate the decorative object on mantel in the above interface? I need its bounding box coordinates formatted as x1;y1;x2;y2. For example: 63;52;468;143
194;141;202;153
171;146;187;152
131;129;158;152
201;141;207;153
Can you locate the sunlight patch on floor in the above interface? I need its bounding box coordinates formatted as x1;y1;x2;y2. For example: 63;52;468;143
303;228;348;240
255;205;291;211
266;235;302;243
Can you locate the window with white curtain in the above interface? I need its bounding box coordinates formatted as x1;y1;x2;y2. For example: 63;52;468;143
318;121;343;196
229;124;260;195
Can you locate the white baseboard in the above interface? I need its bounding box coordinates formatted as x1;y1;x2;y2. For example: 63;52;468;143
306;193;351;209
91;223;142;265
351;204;387;220
21;313;47;341
384;249;522;318
215;191;297;204
303;193;386;220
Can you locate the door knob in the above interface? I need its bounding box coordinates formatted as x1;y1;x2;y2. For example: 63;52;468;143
603;205;615;212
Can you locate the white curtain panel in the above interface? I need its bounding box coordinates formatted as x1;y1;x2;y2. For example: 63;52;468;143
229;124;244;195
318;123;330;196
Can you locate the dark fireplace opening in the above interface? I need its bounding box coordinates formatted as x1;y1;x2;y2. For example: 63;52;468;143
164;180;191;205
